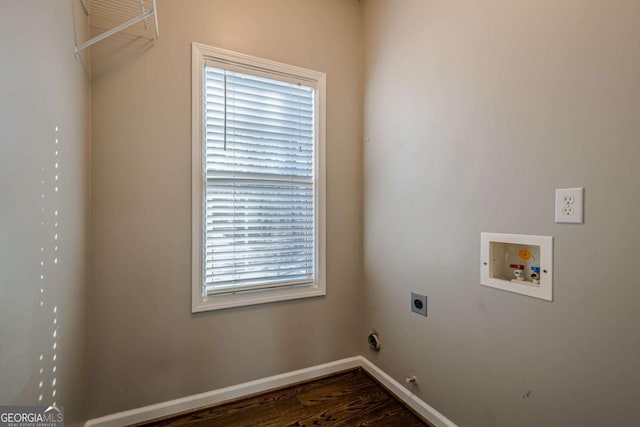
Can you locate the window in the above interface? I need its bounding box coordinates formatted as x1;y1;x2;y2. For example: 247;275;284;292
191;43;326;312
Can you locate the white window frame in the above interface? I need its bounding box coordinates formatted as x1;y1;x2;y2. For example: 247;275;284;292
191;43;326;312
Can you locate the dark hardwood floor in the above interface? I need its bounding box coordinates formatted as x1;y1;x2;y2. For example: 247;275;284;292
133;368;432;427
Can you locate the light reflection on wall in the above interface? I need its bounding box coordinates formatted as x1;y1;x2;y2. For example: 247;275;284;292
37;126;61;405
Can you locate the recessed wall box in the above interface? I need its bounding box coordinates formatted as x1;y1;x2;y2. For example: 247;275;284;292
481;233;553;301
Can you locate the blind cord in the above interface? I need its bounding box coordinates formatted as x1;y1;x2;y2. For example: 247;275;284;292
223;71;227;151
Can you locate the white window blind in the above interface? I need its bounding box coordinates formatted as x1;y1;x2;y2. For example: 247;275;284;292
203;64;316;296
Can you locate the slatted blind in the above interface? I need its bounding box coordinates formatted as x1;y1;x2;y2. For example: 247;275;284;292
203;64;316;295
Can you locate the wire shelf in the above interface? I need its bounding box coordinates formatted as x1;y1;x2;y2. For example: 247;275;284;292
75;0;158;56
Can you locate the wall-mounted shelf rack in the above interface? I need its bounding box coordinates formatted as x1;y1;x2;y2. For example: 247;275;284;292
75;0;159;57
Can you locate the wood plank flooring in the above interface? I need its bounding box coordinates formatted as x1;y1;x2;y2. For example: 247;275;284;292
133;368;432;427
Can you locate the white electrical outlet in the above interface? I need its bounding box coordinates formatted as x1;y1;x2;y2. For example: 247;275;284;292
555;187;584;224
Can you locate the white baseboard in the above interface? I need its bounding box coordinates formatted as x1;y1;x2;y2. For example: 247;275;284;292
84;356;456;427
358;357;456;427
84;357;362;427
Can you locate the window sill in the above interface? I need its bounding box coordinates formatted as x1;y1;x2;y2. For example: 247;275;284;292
192;283;326;312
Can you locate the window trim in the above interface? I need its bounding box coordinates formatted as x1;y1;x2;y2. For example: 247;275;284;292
191;42;326;312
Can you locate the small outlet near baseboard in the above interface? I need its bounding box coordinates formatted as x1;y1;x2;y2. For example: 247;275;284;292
411;292;427;316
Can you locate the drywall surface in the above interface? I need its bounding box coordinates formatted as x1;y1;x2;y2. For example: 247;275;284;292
88;0;363;417
362;1;640;426
0;1;91;425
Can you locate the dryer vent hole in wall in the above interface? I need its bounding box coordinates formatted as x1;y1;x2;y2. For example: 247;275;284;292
368;331;381;351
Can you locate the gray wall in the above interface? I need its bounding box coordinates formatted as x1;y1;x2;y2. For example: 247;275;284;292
0;1;91;425
362;1;640;426
87;0;363;417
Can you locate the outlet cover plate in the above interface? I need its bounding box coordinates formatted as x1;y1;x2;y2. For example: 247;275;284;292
555;187;584;224
411;292;427;316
